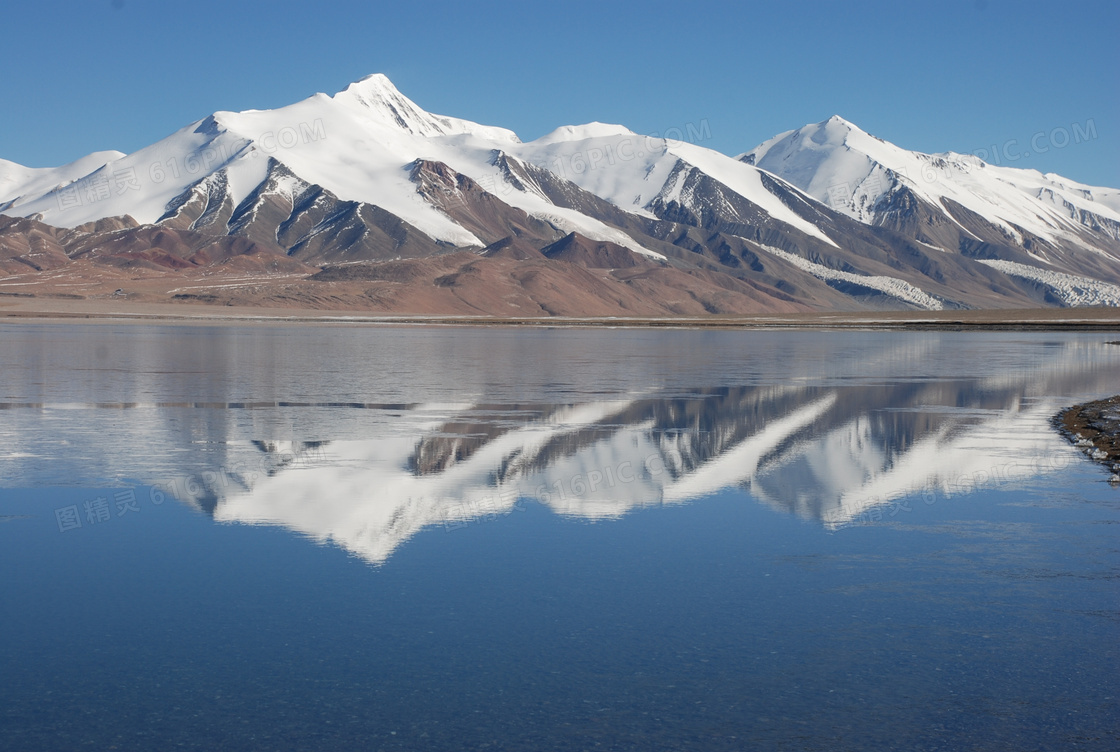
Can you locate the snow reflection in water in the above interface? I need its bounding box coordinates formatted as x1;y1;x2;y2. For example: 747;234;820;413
3;327;1113;565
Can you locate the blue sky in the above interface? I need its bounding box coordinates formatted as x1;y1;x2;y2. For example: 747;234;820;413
3;0;1117;186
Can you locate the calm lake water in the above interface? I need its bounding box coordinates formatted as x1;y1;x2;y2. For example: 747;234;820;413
1;323;1118;751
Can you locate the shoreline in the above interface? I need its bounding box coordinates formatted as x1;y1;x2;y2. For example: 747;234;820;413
1;299;1120;330
1055;395;1120;484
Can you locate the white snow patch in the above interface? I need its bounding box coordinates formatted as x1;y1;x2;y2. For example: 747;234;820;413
976;259;1120;307
756;244;944;310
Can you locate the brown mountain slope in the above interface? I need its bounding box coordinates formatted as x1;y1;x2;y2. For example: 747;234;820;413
297;241;813;315
540;232;655;269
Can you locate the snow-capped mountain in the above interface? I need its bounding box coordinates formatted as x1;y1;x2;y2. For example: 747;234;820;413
1;76;1118;313
0;74;656;255
740;116;1120;301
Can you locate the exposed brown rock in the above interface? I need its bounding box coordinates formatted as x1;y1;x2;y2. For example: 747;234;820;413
408;158;563;247
540;232;654;269
0;215;71;273
1056;395;1120;482
479;236;546;261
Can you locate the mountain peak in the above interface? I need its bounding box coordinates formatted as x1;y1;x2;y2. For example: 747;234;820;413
534;122;636;144
813;115;873;143
740;116;869;167
333;72;424;123
332;73;519;143
338;73;403;101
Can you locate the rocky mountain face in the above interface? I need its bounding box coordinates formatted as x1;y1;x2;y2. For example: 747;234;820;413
1;76;1117;314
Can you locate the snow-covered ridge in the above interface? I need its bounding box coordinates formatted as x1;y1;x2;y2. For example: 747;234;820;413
976;259;1120;307
741;116;1120;250
755;244;944;310
534;122;637;145
0;151;127;213
514;132;840;246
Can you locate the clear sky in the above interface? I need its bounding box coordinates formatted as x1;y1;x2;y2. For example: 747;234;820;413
2;0;1117;186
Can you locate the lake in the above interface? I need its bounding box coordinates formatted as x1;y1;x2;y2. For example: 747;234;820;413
1;323;1117;751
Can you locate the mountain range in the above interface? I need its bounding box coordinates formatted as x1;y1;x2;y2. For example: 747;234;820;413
2;74;1118;315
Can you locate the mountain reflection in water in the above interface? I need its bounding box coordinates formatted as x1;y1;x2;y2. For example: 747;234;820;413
1;328;1116;565
205;383;1075;564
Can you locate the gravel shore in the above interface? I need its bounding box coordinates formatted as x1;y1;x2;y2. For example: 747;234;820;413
1056;394;1120;484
